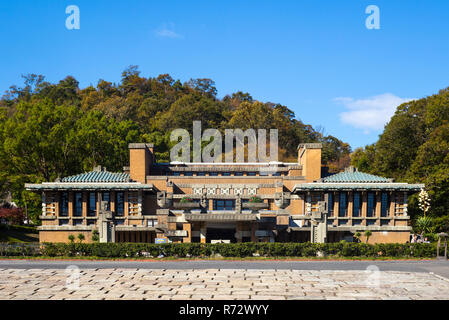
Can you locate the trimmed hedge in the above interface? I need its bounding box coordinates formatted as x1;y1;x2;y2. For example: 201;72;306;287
0;243;41;257
27;242;440;259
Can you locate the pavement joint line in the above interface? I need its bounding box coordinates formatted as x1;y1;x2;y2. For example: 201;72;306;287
429;272;449;283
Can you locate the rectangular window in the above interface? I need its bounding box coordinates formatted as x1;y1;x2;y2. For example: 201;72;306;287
339;192;347;217
172;172;181;176
184;172;193;176
327;193;334;216
197;172;206;176
60;192;69;216
353;192;361;217
367;192;375;217
74;192;82;216
88;192;96;216
209;172;219;176
234;172;244;176
381;192;389;217
213;200;235;211
272;172;281;176
222;172;231;176
247;172;256;176
116;192;124;216
102;192;110;211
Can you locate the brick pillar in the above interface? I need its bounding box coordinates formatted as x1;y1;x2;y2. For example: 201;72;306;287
68;192;74;224
251;222;257;242
361;191;367;226
54;192;60;217
82;192;87;225
96;192;100;216
333;192;339;226
183;223;191;243
347;192;353;226
111;191;116;214
389;192;395;217
375;191;381;225
124;191;129;225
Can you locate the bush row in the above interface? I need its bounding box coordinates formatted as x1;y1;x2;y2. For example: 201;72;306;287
28;242;440;259
0;243;41;257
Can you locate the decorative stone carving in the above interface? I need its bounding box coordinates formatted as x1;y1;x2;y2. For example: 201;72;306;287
235;197;242;214
220;187;230;195
310;200;327;244
200;194;208;211
247;187;258;196
274;192;291;209
234;187;243;196
207;187;216;195
157;191;173;209
193;187;203;195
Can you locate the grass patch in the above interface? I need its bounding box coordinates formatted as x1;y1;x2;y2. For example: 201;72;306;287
0;225;39;243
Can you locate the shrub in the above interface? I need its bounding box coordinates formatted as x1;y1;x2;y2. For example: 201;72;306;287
180;197;193;203
249;196;262;203
91;230;99;242
3;242;439;259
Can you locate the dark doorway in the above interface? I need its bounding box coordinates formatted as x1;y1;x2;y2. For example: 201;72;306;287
206;227;236;243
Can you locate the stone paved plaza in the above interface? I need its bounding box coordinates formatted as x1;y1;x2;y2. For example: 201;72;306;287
1;267;449;300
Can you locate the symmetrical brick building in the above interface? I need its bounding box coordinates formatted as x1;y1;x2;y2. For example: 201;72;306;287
26;143;423;244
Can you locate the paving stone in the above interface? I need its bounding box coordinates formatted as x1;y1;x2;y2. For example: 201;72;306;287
1;268;449;300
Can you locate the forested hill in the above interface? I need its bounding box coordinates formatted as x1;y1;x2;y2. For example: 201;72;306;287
0;66;350;221
351;87;449;217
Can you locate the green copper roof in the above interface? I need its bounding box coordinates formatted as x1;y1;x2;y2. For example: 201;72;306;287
320;170;391;183
60;171;131;183
293;183;424;192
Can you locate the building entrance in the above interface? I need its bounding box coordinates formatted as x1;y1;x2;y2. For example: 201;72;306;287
206;227;236;243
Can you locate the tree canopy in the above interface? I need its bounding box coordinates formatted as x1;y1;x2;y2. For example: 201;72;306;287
351;87;449;218
0;67;351;223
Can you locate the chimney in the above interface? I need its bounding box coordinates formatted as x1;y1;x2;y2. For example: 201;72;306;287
128;143;154;184
298;143;322;182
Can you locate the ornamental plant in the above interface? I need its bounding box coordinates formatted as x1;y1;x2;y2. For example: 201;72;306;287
180;197;193;203
92;229;99;242
77;233;85;243
249;196;262;203
418;189;431;217
364;230;372;243
415;215;435;234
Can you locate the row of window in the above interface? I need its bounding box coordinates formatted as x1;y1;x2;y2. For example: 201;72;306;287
328;192;390;217
169;172;282;176
59;192;125;216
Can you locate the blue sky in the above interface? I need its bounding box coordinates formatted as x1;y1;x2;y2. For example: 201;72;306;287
1;0;449;149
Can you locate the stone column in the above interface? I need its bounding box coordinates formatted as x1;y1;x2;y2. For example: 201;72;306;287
389;192;395;218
